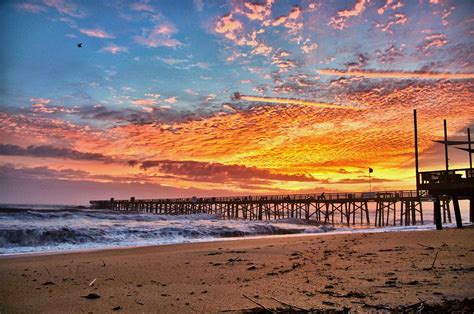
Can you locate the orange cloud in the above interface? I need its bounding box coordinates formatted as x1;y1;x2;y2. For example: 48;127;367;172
215;14;243;41
2;81;473;194
329;0;367;29
375;13;407;33
317;69;474;80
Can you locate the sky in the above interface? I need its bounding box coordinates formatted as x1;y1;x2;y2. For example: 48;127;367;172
0;0;473;205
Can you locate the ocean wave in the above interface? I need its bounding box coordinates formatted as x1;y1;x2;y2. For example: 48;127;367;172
0;209;338;254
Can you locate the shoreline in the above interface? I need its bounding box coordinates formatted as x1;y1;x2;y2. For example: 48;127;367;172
2;221;469;258
1;227;473;312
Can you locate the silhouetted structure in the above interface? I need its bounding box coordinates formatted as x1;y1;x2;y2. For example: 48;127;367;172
414;109;474;230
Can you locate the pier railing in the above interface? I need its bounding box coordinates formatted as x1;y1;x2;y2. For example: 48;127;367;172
91;190;424;205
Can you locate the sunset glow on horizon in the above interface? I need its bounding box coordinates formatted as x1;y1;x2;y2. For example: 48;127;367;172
1;0;473;204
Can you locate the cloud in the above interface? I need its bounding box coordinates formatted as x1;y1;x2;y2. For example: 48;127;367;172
377;0;403;15
233;94;358;109
301;42;318;54
0;164;252;205
132;99;157;106
252;43;273;56
130;2;155;12
134;23;182;48
0;164;88;180
43;0;84;18
0;144;110;161
29;98;78;114
329;0;367;29
30;98;50;105
138;160;317;183
375;44;404;64
101;44;128;54
80;28;115;39
156;56;188;66
215;14;243;41
317;69;474;80
335;177;396;184
241;2;268;21
419;33;448;51
164;97;178;104
144;93;160;98
375;13;408;33
131;99;157;112
15;2;48;13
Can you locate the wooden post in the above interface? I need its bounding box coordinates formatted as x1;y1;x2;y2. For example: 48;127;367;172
468;128;472;169
419;201;424;225
470;195;474;223
444;119;449;172
414;109;420;196
452;194;463;228
434;196;442;230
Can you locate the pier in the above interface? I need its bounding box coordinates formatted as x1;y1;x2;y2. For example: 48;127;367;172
91;110;474;229
90;190;429;227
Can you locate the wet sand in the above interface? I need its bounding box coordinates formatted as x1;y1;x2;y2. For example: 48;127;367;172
1;228;473;313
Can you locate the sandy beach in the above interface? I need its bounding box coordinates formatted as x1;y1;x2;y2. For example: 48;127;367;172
1;228;473;313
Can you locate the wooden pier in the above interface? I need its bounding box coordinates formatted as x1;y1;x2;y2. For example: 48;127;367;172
90;190;427;227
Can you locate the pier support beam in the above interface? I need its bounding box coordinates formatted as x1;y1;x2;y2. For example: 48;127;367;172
452;194;463;228
434;197;442;230
470;195;474;223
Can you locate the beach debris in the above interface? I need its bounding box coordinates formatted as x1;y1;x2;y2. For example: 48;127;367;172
242;294;268;311
353;301;393;311
247;265;257;271
424;251;439;271
418;243;435;250
41;281;55;286
45;267;52;277
205;252;222;256
112;306;122;311
82;292;101;299
406;280;419;285
270;296;307;311
89;278;97;286
226;257;242;264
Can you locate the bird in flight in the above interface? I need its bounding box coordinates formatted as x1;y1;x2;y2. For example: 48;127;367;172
77;43;83;48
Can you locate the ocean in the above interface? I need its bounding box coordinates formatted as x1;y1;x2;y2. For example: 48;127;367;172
0;203;471;255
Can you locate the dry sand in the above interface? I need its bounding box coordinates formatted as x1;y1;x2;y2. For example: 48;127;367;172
1;228;473;313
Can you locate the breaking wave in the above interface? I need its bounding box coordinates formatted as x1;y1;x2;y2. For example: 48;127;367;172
0;207;337;255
